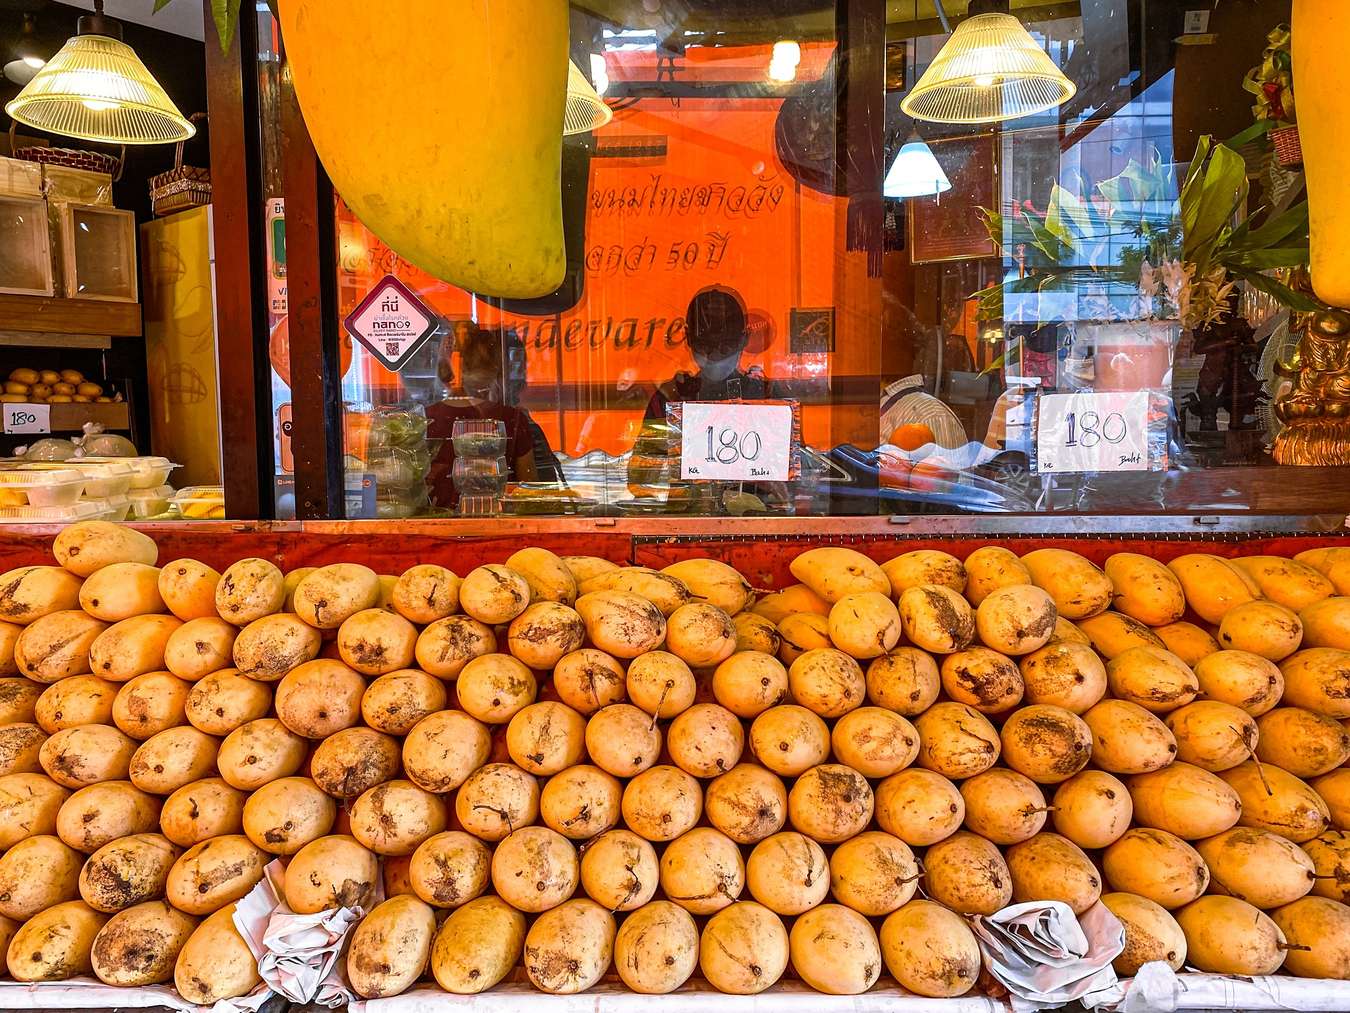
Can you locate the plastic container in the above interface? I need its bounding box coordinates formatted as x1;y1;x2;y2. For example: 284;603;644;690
98;494;132;521
126;485;173;518
171;485;225;519
0;468;85;507
453;456;508;497
79;455;177;489
45;458;135;497
451;418;508;457
0;500;115;523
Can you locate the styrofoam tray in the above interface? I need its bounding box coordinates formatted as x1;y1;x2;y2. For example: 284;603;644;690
0;500;116;522
0;467;84;505
78;455;178;489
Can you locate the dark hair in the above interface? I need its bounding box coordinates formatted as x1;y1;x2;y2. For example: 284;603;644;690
685;286;748;359
448;324;527;401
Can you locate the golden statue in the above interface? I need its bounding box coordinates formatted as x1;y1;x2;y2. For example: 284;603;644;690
1273;300;1350;465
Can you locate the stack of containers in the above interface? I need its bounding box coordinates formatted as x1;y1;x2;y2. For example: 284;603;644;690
0;456;179;522
78;457;178;519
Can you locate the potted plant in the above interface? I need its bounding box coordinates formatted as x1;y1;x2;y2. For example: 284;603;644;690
978;135;1318;396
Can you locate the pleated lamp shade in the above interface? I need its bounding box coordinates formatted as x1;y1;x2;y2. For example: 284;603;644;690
901;12;1076;124
6;33;194;145
564;59;613;136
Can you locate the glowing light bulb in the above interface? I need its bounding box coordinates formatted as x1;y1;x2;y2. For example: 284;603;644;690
974;74;996;87
82;99;116;112
22;56;44;70
589;53;609;96
769;40;800;82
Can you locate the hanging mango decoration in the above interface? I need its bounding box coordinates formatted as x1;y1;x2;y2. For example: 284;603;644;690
276;0;568;299
1294;1;1350;308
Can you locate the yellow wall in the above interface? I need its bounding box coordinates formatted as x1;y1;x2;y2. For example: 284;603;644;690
140;206;221;487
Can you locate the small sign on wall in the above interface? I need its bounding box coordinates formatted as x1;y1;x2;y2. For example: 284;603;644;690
344;275;440;372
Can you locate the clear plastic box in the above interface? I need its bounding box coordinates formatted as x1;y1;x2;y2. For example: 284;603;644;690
171;485;225;519
0;500;116;523
0;468;85;507
79;456;177;489
98;494;132;521
127;485;173;518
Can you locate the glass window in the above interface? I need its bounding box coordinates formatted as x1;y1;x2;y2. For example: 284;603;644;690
300;0;1341;519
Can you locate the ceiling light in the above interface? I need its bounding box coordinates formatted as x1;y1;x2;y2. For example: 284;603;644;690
901;0;1076;124
564;58;613;136
884;134;952;198
4;14;46;86
769;40;801;82
5;0;194;145
589;53;609;96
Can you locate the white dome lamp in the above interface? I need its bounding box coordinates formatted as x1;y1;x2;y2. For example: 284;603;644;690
901;0;1076;125
884;133;952;199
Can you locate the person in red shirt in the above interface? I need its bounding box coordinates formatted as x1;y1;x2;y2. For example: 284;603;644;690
427;323;555;508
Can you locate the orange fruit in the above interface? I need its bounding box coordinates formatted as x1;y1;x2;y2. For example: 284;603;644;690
889;423;936;452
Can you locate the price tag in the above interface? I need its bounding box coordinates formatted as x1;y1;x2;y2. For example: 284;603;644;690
1036;391;1150;474
3;403;50;435
680;402;794;481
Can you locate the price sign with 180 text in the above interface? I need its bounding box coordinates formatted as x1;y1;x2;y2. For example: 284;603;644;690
1036;390;1152;474
680;401;794;482
2;403;49;435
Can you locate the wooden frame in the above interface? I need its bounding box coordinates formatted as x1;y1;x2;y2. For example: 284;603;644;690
204;0;272;520
281;42;346;521
908;132;999;264
0;194;54;297
58;204;138;303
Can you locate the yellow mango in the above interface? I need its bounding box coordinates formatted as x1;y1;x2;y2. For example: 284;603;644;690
277;0;568;298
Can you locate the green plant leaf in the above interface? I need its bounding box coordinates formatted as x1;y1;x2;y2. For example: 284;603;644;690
1227;202;1309;253
1182;138;1249;273
212;0;243;53
1222;247;1311;270
1229;267;1323;312
152;0;176;11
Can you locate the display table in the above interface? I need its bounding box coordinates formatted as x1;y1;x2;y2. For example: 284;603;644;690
5;973;1350;1013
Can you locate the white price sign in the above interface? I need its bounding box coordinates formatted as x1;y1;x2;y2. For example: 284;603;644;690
2;403;49;435
680;402;794;482
1037;391;1150;474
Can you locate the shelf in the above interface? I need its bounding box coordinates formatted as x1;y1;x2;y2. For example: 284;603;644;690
0;401;132;434
0;293;141;338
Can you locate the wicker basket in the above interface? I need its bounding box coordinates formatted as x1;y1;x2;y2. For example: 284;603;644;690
149;112;210;217
1270;125;1303;168
7;121;122;177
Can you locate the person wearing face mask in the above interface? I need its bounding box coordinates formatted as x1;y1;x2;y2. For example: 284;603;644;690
642;286;770;421
426;323;555;508
628;286;776;509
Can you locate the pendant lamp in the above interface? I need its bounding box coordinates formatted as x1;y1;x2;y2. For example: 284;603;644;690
5;0;194;145
885;134;952;198
901;0;1076;125
564;58;613;136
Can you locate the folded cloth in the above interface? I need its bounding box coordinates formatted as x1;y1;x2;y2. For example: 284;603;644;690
1084;962;1350;1013
972;900;1125;1008
232;859;365;1007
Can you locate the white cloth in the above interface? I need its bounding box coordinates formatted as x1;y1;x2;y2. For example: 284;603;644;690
0;978;270;1013
232;859;365;1007
971;900;1125;1008
350;980;1015;1013
1084;962;1350;1012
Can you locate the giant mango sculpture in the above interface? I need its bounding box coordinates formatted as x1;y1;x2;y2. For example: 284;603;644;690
277;0;568;299
1294;0;1350;308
